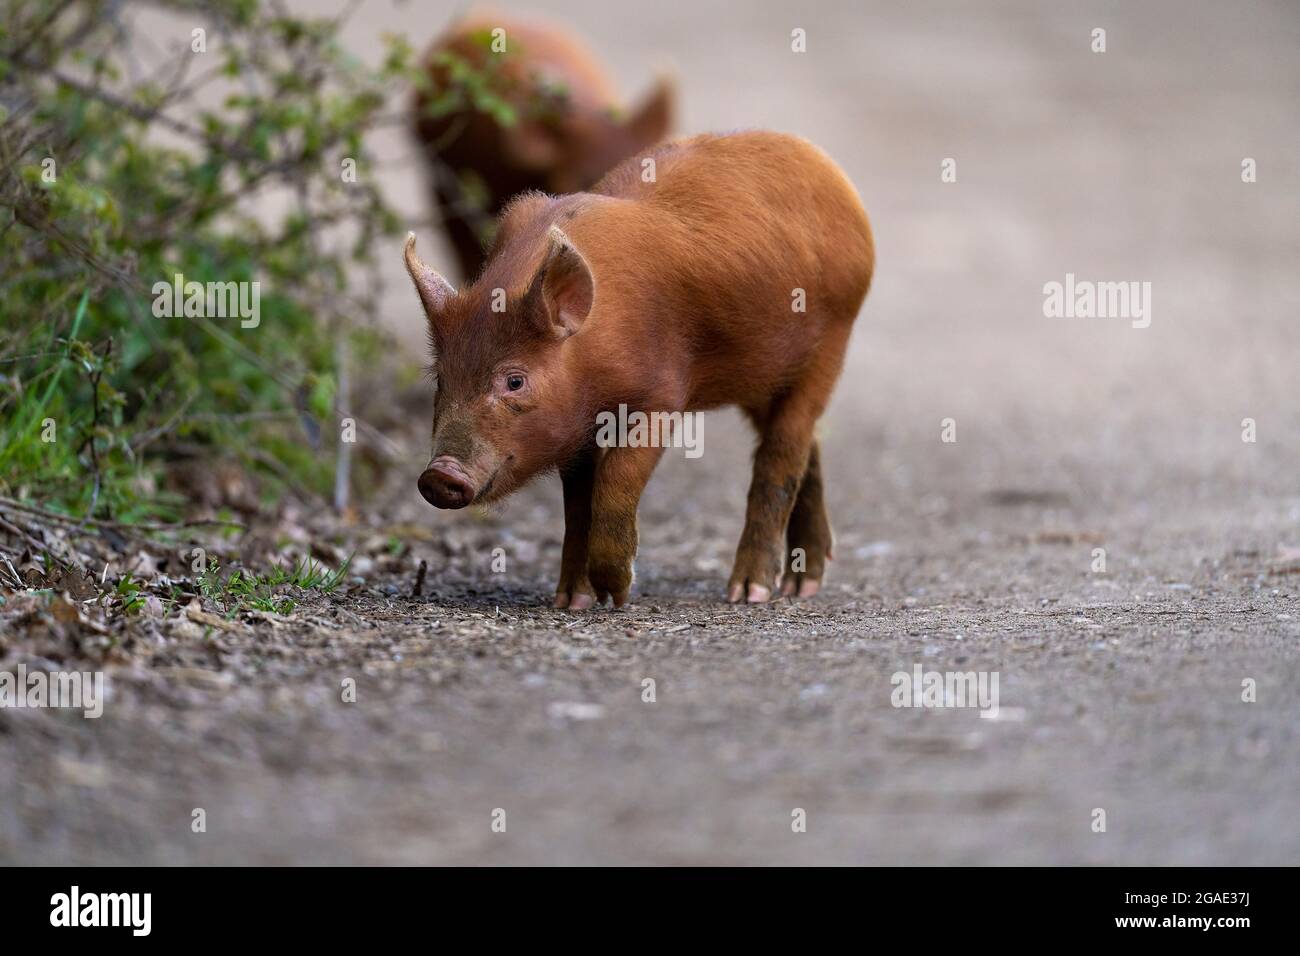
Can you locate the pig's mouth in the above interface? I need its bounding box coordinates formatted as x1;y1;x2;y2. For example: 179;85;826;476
475;455;514;503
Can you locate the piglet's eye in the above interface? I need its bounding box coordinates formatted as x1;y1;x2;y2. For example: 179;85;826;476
506;374;525;392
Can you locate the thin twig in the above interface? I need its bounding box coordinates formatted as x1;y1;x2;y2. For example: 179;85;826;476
0;496;245;532
0;513;47;555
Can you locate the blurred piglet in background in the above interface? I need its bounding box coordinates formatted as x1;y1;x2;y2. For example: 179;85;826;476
413;15;674;281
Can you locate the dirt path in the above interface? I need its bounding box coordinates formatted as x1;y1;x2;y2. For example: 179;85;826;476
2;0;1298;865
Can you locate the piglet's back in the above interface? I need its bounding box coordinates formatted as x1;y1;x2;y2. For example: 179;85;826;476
567;132;873;400
593;133;870;309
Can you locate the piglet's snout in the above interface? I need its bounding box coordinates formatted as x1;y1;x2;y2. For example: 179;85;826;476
418;457;475;509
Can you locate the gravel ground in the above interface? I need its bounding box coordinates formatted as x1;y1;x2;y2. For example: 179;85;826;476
2;0;1297;865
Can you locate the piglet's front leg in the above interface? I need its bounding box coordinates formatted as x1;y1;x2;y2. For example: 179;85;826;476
585;445;663;608
553;450;596;610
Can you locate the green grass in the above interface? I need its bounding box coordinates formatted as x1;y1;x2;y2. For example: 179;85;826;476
196;554;353;617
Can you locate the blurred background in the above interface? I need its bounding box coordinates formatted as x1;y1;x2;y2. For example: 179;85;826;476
1;0;1297;865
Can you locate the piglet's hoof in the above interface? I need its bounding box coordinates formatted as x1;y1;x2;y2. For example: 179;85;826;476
726;581;772;604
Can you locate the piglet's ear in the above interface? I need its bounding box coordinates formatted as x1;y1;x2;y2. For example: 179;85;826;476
537;225;594;338
404;232;456;321
625;74;674;150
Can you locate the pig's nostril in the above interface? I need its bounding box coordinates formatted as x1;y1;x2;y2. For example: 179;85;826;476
418;460;475;510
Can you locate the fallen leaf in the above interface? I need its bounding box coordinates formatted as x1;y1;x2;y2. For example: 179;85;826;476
185;599;240;632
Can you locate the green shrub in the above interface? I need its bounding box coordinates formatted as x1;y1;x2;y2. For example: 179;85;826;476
0;0;425;522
